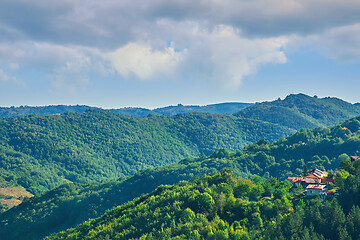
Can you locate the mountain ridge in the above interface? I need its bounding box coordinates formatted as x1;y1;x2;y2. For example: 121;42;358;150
0;102;252;118
235;93;360;130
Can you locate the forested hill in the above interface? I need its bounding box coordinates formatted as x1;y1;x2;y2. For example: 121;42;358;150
1;116;360;240
2;94;359;121
235;93;360;130
46;160;360;240
0;109;292;194
0;102;252;118
111;102;253;116
0;105;94;118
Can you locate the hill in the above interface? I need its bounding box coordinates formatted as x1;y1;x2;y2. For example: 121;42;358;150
1;116;360;239
0;102;252;118
46;163;360;240
111;102;252;117
0;109;292;194
0;105;94;118
235;94;360;130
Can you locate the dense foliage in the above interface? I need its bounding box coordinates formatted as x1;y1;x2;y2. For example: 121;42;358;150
235;93;360;130
1;116;360;239
271;158;360;240
0;109;292;194
1;94;359;194
46;169;294;240
1;94;360;239
46;158;360;240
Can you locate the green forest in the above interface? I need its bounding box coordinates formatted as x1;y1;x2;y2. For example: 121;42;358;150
0;109;292;194
1;115;360;239
236;93;360;130
45;158;360;240
0;94;360;239
1;94;359;196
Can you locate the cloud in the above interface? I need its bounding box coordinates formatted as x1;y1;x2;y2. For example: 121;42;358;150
1;0;360;47
101;23;288;87
195;25;287;88
143;22;288;88
0;41;106;91
106;43;184;80
308;23;360;62
0;0;359;92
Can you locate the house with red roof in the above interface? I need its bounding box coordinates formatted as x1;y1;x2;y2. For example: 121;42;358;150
306;184;326;196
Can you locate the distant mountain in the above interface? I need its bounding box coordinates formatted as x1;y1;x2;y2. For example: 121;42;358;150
109;107;153;117
2;116;360;240
235;94;360;130
0;105;94;118
0;102;252;118
2;95;358;122
111;102;253;116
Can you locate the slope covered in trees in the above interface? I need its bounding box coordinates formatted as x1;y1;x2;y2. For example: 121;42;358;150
46;170;294;240
2;94;359;195
46;159;360;240
235;94;360;130
1;116;360;239
0;109;292;194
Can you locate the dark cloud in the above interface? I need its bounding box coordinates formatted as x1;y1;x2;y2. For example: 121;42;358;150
1;0;360;47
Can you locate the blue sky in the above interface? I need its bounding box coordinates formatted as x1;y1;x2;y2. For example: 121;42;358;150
0;0;360;109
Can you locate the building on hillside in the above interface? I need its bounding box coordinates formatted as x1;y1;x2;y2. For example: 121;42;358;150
350;156;360;162
287;177;303;186
288;169;331;187
302;177;318;185
306;184;326;196
304;169;329;184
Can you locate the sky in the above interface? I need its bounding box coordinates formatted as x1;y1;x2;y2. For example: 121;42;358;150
0;0;360;109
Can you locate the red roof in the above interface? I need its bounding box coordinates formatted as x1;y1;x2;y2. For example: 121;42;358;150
287;177;303;182
305;173;322;179
306;184;326;189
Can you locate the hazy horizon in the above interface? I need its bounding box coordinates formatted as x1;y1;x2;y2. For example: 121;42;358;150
0;93;358;110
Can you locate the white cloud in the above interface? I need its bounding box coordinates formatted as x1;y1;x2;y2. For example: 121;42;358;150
308;23;360;62
146;23;288;88
103;24;288;87
106;43;184;80
0;42;106;91
200;25;287;88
